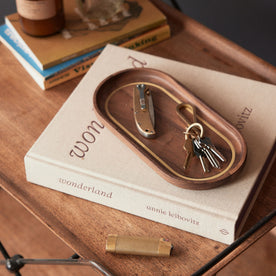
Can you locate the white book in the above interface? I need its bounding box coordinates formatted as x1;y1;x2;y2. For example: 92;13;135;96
24;44;276;244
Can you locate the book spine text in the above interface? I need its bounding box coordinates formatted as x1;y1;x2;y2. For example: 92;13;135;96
25;153;235;244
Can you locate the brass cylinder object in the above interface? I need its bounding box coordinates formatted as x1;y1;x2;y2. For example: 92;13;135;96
106;234;173;257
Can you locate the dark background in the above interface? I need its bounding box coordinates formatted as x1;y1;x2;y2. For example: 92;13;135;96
1;0;275;66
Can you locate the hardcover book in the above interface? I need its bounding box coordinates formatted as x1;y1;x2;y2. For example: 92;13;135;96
0;24;170;90
5;0;167;70
24;45;276;244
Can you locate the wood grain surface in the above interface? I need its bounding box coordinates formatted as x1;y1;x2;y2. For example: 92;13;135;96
0;0;275;275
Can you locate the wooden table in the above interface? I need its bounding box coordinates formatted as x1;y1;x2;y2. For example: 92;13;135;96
0;0;275;275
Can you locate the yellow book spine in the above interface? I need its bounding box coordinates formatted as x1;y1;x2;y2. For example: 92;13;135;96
44;24;170;89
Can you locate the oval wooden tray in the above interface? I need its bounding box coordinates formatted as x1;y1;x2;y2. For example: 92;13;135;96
93;68;247;190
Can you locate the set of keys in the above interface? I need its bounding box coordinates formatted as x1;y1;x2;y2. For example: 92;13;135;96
176;103;226;173
182;122;226;173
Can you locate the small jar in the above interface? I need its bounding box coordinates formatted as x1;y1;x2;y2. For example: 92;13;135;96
16;0;65;37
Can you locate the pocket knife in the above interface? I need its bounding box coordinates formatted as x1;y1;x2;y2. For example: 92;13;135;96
133;84;156;138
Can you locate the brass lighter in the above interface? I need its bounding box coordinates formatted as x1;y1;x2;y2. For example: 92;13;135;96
106;235;173;257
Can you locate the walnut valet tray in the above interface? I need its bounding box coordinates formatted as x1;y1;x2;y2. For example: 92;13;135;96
93;68;247;190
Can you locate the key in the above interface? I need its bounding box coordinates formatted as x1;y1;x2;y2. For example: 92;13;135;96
194;138;220;169
204;146;220;169
193;139;209;173
183;134;194;169
199;137;226;162
200;153;210;173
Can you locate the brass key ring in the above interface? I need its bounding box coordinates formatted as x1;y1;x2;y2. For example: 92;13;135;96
186;122;204;138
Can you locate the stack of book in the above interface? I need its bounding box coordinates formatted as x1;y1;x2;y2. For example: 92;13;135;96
0;0;170;90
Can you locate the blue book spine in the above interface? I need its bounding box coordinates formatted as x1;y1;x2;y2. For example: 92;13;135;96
0;24;102;79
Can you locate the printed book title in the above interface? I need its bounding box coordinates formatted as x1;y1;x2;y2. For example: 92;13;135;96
58;177;113;198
